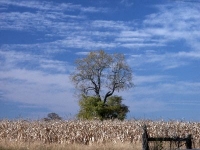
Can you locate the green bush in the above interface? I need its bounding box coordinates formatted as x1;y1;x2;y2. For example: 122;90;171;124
77;95;129;120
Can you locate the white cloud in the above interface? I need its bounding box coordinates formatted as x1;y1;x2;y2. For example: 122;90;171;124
120;0;134;7
115;37;145;42
75;52;90;55
0;45;77;115
1;0;200;54
119;31;150;38
134;75;170;85
144;3;200;51
160;81;200;95
0;50;72;73
118;3;200;51
0;69;78;114
81;6;107;13
91;20;131;30
0;45;77;116
121;43;164;49
127;99;167;113
39;59;73;73
0;0;105;13
121;78;200;115
128;52;188;70
0;11;84;32
177;51;200;59
0;69;71;89
59;37;117;50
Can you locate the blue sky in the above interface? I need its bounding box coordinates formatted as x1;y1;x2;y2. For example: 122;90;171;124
0;0;200;121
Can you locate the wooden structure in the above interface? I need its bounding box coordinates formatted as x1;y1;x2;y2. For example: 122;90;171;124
142;125;192;150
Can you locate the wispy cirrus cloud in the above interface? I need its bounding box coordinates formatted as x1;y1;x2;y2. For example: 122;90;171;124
121;75;200;117
123;2;200;69
127;52;188;70
134;75;171;85
0;45;76;116
1;0;199;53
120;0;134;7
1;1;200;51
0;11;85;32
75;52;90;55
0;0;107;13
144;3;200;50
0;48;76;114
0;69;77;114
0;49;72;74
177;51;200;59
91;20;132;30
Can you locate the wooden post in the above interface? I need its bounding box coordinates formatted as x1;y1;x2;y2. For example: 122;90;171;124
142;125;149;150
186;134;192;149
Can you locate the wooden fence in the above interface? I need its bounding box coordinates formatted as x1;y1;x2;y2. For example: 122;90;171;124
142;125;192;150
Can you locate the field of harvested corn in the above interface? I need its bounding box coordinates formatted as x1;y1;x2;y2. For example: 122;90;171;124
0;119;199;150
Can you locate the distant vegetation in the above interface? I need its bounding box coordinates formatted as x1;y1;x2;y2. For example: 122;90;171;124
43;112;62;121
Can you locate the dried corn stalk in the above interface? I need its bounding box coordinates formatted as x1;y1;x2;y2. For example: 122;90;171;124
0;120;199;148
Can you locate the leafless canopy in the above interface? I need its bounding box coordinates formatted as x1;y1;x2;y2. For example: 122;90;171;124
71;50;133;103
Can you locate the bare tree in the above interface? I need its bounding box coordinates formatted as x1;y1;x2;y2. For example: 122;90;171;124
71;50;133;104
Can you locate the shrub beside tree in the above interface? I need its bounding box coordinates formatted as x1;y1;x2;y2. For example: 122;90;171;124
77;95;129;120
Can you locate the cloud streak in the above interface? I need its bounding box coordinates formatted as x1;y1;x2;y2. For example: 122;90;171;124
1;1;200;52
0;69;77;114
0;0;106;13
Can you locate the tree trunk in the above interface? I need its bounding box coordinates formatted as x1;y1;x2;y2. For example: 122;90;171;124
103;91;113;104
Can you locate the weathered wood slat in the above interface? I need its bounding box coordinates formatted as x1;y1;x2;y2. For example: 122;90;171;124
142;125;192;150
148;137;191;142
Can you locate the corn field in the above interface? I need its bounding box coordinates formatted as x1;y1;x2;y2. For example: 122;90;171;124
0;119;199;149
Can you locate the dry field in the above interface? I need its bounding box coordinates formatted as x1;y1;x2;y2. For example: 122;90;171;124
0;119;199;150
